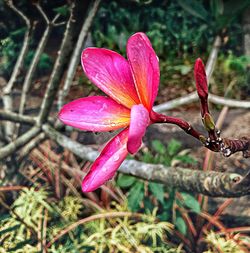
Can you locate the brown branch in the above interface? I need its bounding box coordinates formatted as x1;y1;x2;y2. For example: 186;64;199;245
221;137;250;158
0;110;36;124
3;0;31;93
0;126;40;160
19;132;46;160
42;124;250;198
37;2;78;125
2;0;33;138
208;95;250;108
57;0;101;110
0;185;26;192
19;2;54;116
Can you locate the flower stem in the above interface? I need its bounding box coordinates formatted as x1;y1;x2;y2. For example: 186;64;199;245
150;111;204;142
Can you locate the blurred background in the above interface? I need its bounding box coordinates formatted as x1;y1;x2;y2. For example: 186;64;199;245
0;0;250;252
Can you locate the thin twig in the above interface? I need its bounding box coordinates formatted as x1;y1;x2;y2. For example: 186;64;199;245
2;0;33;138
153;94;250;112
57;0;101;111
19;132;46;160
37;2;77;125
208;94;250;108
0;185;26;191
0;110;36;124
3;0;31;94
0;126;40;160
19;2;54;116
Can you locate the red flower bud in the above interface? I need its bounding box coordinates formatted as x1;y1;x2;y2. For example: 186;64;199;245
194;58;208;99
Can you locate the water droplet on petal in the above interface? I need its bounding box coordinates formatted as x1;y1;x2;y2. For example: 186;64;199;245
115;136;121;145
99;103;108;112
83;53;88;59
113;154;120;162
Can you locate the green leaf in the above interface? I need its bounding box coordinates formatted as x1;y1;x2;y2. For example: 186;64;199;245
173;65;192;75
144;196;154;212
116;174;136;188
127;181;144;211
148;182;165;204
8;239;34;251
53;5;69;16
0;225;20;236
181;192;201;214
141;151;155;163
174;155;197;165
10;27;26;39
152;140;166;154
210;0;224;18
167;139;182;156
177;0;209;21
175;215;187;235
158;211;171;221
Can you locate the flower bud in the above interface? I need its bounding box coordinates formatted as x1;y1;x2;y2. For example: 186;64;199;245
194;58;208;99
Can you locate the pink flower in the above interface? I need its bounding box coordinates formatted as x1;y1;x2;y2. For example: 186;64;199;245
59;32;160;192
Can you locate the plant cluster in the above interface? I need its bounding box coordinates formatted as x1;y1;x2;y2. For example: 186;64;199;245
1;139;249;252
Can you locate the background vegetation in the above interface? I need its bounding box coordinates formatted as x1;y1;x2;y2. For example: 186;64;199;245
0;0;250;252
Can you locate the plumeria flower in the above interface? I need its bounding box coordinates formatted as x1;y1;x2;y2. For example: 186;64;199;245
59;32;162;192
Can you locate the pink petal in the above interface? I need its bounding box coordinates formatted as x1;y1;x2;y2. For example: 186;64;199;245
82;128;129;192
127;104;149;154
127;32;160;111
81;48;140;109
58;96;130;131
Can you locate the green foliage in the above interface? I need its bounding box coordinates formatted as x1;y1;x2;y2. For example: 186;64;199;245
0;187;50;251
0;36;20;75
53;5;69;17
0;187;180;252
0;33;52;77
177;0;250;30
180;192;201;214
117;139;199;236
149;139;197;167
116;174;136;188
127;181;144;211
175;214;187;236
204;231;248;253
78;207;175;253
177;0;209;21
0;27;27;76
212;53;250;98
92;0;246;59
148;182;165;204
